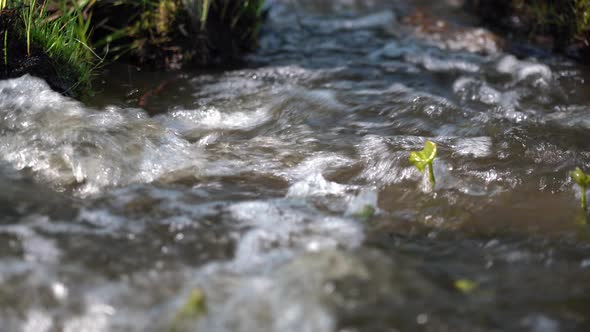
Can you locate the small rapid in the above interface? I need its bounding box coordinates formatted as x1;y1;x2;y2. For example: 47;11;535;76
1;1;590;331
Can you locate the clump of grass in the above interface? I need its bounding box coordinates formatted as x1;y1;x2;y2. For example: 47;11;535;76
197;0;211;30
22;0;96;93
0;1;96;95
2;0;265;92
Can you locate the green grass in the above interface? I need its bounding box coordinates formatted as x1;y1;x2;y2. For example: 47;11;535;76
22;0;96;93
185;0;265;34
185;0;266;48
90;0;265;67
2;0;265;93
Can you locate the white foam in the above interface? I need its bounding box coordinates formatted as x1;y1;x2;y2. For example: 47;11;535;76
287;173;352;198
497;55;553;83
63;302;114;332
451;137;492;158
23;311;53;332
286;153;354;181
0;76;201;195
314;11;397;33
160;107;272;133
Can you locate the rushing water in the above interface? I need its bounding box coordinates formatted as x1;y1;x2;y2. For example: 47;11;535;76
2;1;590;331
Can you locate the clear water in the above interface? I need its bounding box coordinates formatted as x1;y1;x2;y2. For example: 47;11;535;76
1;1;590;331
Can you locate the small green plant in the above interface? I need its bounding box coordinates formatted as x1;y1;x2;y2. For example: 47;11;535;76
570;167;590;211
17;0;97;94
168;287;207;332
409;140;437;188
353;204;375;221
454;279;478;294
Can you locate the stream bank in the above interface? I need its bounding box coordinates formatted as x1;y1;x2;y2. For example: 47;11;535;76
465;0;590;61
0;0;266;97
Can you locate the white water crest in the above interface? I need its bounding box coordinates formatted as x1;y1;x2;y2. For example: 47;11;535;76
0;76;202;195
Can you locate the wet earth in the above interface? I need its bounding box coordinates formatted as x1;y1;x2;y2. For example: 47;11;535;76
1;1;590;331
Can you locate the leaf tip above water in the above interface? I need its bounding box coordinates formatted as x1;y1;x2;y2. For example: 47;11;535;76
571;167;590;187
409;140;437;173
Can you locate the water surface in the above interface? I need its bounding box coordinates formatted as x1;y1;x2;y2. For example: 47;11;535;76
1;1;590;331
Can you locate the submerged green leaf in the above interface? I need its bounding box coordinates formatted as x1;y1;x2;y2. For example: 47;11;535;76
178;288;207;318
354;204;375;220
409;140;437;173
168;287;207;332
571;167;590;211
454;279;478;294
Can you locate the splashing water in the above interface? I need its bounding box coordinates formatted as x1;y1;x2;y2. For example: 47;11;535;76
1;1;590;331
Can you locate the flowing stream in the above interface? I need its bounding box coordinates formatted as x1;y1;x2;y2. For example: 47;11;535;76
1;1;590;331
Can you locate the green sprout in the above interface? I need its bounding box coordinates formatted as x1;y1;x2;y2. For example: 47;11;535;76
168;287;207;332
353;204;375;221
454;279;478;294
409;140;437;188
570;167;590;211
